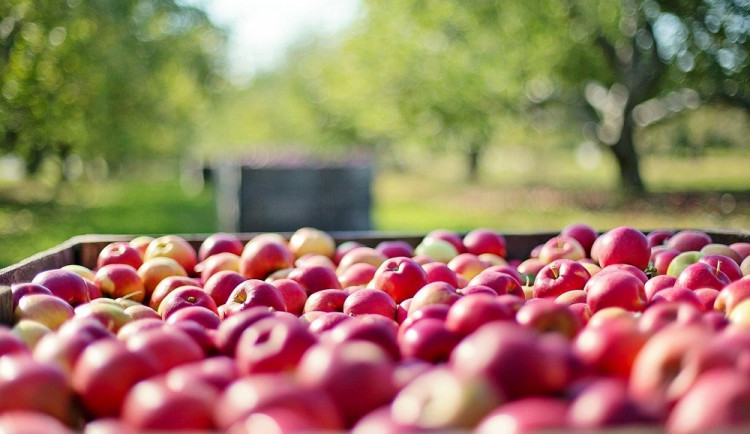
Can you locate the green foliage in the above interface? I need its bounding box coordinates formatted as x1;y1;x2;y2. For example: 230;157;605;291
0;0;227;174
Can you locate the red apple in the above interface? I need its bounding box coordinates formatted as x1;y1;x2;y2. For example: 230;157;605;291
644;275;677;301
269;278;308;316
700;243;743;265
336;246;388;273
675;261;731;291
406;281;460;315
695;287;720;311
568;377;655;429
537;235;586;263
148;275;201;311
165;355;239;394
425;228;466;254
324;315;400;361
14;294;74;330
125;326;204;374
97;241;143;270
398;317;461;363
9;283;52;311
468;270;524;298
515;298;581;339
730;242;750;261
129;235;154;257
165;305;221;329
447;253;490;280
533;259;591;299
463;228;507;258
561;223;598;256
715;277;750;314
31;268;90;306
157;285;218;319
303;288;347;313
458;284;497;297
476;396;569;434
307;311;354;334
516;258;548;284
202;270;245;307
198;232;244;261
649;287;705;311
343;288;397;319
288;227;336;259
334;240;364;265
213;307;277;356
646;229;674;248
222;280;285;317
375;240;415;258
666;229;712;252
73;300;132;333
235;315;317;374
288;264;342;294
573;313;649;378
585;270;647;314
595;226;650;270
699;253;743;282
370;257;429;304
0;353;72;422
196;252;240;283
554;289;587;306
652;248;681;275
337;262;377;288
94;264;145;303
239;237;294;280
0;411;74;434
137;257;188;298
637;301;703;335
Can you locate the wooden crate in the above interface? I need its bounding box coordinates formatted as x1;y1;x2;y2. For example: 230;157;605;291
2;229;749;326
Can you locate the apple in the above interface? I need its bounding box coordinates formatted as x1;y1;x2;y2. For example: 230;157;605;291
202;270;245;307
32;328;100;382
14;294;74;331
701;243;743;264
97;241;144;270
585;270;647;314
157;285;219;319
463;228;507;258
143;235;198;275
560;222;598;255
122;304;160;321
73;301;132;333
198;232;244;261
11;319;51;349
695;287;720;311
573;313;649;378
303;288;347;313
594;226;650;270
675;262;731;291
568;377;655;429
537;235;586;263
391;366;502;430
10;283;52;311
57;316;114;341
294;253;337;270
324;315;400;361
307;311;354;334
0;353;72;423
699;253;743;282
269;278;308;316
370;257;428;304
398;318;461;363
515;299;581;339
652;248;681;275
31;268;90;306
715;278;750;314
213;307;277;356
406;281;460;315
222;280;284;317
468;270;524;298
0;411;74;434
414;238;459;263
447;253;490;280
288;227;336;259
239;237;295;280
94;264;145;303
424;228;466;254
743;255;750;276
337;262;377;288
0;326;29;357
343;288;397;319
595;263;649;283
475;396;569;434
235;315;317;374
196;252;240;283
295;341;398;427
458;284;497;297
375;240;415;259
165;305;221;329
336;246;388;273
288;264;342;294
72;337;160;418
516;258;548;285
638;301;703;335
649;287;705;311
644;275;677;301
333;240;364;265
666;251;704;277
666;229;712;252
61;264;96;282
129;235;154;257
148;275;201;311
165;355;239;394
533;259;591;299
646;229;674;248
730;242;750;261
126;326;205;374
137;257;188;298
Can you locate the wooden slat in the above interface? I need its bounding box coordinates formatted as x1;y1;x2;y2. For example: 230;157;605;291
0;286;12;326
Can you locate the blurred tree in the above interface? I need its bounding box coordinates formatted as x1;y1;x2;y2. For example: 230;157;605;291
0;0;226;179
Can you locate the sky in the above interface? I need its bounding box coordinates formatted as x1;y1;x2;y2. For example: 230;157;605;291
183;0;362;82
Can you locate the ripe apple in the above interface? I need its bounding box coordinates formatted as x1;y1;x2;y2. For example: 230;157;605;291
533;259;591;299
165;305;221;329
406;281;461;315
649;287;705;311
675;262;731;291
97;241;143;270
307;311;354;334
695;287;720;312
126;326;205;374
515;299;581;339
0;326;29;357
638;301;702;335
198;232;244;261
646;229;674;248
288;264;342;294
652;248;681;275
74;300;133;333
94;264;145;303
475;396;569;434
196;252;240;283
166;355;239;394
129;235;154;257
468;270;524;298
343;288;397;319
424;228;466;254
149;275;202;311
375;240;415;258
666;229;712;252
202;270;245;307
560;223;598;255
699;253;743;282
288;227;336;259
517;258;547;284
239;237;295;280
137;257;188;298
10;283;52;311
11;319;51;349
0;353;72;423
414;238;459;263
213;307;277;356
31;268;89;306
303;288;347;313
144;235;198;275
222;280;285;317
573;313;649;378
463;228;507;258
398;317;461;363
124;304;161;321
730;242;750;261
537;235;586;263
337;262;377;288
447;253;490;280
336;246;388;273
370;257;429;304
596;263;649;283
324;315;400;361
61;264;95;282
14;294;74;331
157;285;219;320
594;226;650;270
333;240;364;265
554;289;587;305
585;270;647;314
715;278;750;314
568;377;655;429
269;278;308;316
0;410;74;434
235;315;317;374
644;274;678;301
700;243;743;265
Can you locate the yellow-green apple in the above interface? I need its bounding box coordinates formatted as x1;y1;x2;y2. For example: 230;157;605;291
638;301;702;335
124;304;161;321
561;222;598;257
196;252;240;283
0;353;72;423
414;238;459;263
644;275;677;301
538;235;586;263
646;229;673;248
239;237;294;280
235;315;317;374
468;270;523;298
14;294;74;331
121;376;216;432
295;341;398;427
375;240;415;259
475;396;569;434
31;268;89;306
398;317;461;363
568;377;655;429
129;235;154;257
198;232;244;262
11;319;51;349
94;264;145;303
391;366;502;430
701;243;743;265
10;283;52;310
97;241;143;270
675;262;731;291
61;264;95;282
269;278;308;316
515;299;581;339
462;228;507;258
447;253;490;280
371;257;429;304
743;255;750;276
303;288;347;313
666;229;712;252
573;313;649;378
533;259;591;299
137;257;188;298
666;251;704;277
158;285;218;320
72;338;160;418
144;235;198;275
699;253;743;281
343;288;397;319
149;275;202;311
288;264;342;295
406;281;460;315
594;226;650;270
125;326;204;374
425;228;467;254
74;300;132;333
222;280;285;318
337;262;377;288
288;227;336;259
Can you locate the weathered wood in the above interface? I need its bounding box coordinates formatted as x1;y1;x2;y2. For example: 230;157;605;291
0;286;12;326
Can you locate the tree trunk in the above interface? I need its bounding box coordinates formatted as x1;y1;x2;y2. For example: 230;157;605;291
467;144;481;183
611;101;646;195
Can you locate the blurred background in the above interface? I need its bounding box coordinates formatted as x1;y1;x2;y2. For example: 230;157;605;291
1;0;749;267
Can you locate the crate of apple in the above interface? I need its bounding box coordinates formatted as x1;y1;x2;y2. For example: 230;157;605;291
1;225;750;433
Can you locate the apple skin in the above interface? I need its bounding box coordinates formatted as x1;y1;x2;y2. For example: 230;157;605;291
336;246;388;274
198;232;244;261
73;300;133;333
715;277;750;315
375;240;415;259
288;264;342;295
585;270;647;314
637;301;703;335
414;238;459;263
0;326;30;357
406;281;460;315
649;287;705;311
269;278;307;316
370;257;429;304
730;242;750;261
148;275;201;311
568;377;655;429
323;315;401;361
0;411;74;434
0;353;72;423
425;228;467;254
666;229;712;252
644;275;677;301
31;268;90;306
515;299;581;339
288;227;336;259
213;307;277;357
573;314;649;378
596;263;649;283
9;283;52;311
303;288;347;313
561;222;599;256
446;253;489;280
343;288;397;319
165;305;221;329
699;253;743;282
94;264;145;303
695;287;720;311
421;261;461;288
235;315;318;374
646;229;674;248
652;248;681;275
201;270;245;308
14;294;74;331
675;262;731;291
554;289;587;306
295;341;398;427
468;270;524;298
701;243;743;265
137;257;188;298
144;235;198;275
337;262;377;288
533;259;591;299
398;317;461;363
196;252;240;283
239;237;295;280
129;235;154;257
516;258;547;285
72;337;161;418
537;235;586;264
476;396;569;434
158;285;219;320
97;241;144;270
307;311;354;335
666;251;704;277
463;228;507;258
594;226;650;270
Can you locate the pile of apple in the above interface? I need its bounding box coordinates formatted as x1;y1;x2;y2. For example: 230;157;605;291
2;225;750;433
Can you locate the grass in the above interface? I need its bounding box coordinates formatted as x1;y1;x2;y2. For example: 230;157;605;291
1;149;749;268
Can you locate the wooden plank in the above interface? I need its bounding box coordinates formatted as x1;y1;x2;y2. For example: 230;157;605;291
0;285;12;326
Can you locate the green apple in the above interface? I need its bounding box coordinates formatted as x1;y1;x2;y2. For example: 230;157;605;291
666;251;704;277
415;238;459;263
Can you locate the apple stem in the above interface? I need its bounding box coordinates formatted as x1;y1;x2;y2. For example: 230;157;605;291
550;264;559;279
715;260;722;276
